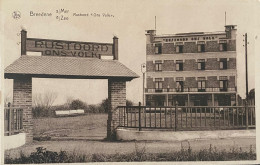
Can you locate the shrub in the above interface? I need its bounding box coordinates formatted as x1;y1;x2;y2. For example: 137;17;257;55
126;100;134;106
87;104;102;113
70;99;86;110
86;99;135;114
5;145;256;163
100;98;109;113
5;147;87;164
32;106;55;118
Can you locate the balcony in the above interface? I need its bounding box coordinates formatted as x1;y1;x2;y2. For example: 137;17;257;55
145;87;236;93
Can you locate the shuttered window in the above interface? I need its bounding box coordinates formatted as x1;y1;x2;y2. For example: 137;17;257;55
155;44;162;54
176;60;183;71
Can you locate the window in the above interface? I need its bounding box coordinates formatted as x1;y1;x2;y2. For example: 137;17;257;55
197;59;205;70
155;60;162;71
176;60;183;71
176;45;183;53
198;77;206;92
176;81;184;92
155;78;163;92
219;76;228;91
155;43;162;54
219;43;227;51
220;58;227;69
198;44;205;52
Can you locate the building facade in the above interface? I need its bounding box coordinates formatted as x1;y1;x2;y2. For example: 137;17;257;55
145;25;237;106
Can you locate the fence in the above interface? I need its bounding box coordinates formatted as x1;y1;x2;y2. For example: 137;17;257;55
4;107;23;136
117;103;255;131
145;87;236;93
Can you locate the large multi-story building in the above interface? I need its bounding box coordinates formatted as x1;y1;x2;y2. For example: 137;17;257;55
145;25;237;106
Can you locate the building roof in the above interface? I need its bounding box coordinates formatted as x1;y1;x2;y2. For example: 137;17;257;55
4;56;139;80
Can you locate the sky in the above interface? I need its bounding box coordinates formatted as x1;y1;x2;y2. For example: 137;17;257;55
1;0;259;105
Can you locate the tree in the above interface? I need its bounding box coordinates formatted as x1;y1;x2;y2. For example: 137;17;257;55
248;88;255;100
70;99;86;109
126;100;134;106
33;91;58;109
99;98;135;113
64;96;74;108
32;91;58;118
247;88;255;105
100;98;109;113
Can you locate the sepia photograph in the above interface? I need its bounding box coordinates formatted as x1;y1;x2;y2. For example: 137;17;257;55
0;0;259;164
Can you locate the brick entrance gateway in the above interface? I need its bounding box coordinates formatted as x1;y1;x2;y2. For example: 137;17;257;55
5;30;138;142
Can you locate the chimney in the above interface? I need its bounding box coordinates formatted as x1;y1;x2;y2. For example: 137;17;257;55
21;29;27;55
113;36;118;60
145;30;156;44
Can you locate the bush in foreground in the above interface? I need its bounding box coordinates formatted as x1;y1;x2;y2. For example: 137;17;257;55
5;145;256;164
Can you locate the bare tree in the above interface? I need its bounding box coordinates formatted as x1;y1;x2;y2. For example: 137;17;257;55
64;96;74;108
33;91;58;109
44;92;58;108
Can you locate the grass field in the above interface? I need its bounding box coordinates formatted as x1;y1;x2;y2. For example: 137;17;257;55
5;114;256;162
33;110;251;141
33;113;107;140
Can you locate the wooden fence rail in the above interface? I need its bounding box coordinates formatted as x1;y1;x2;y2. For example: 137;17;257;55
4;107;23;136
117;103;255;131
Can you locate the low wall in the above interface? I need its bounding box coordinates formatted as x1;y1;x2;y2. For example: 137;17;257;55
4;133;26;150
116;129;255;141
55;109;85;116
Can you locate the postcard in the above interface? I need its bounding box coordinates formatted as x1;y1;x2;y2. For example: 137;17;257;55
1;0;259;164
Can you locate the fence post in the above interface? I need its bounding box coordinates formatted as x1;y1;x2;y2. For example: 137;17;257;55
246;101;249;129
8;108;12;136
138;102;142;131
175;101;178;131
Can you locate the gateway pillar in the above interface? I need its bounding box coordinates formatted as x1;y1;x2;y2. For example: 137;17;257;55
107;78;126;140
13;77;33;143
